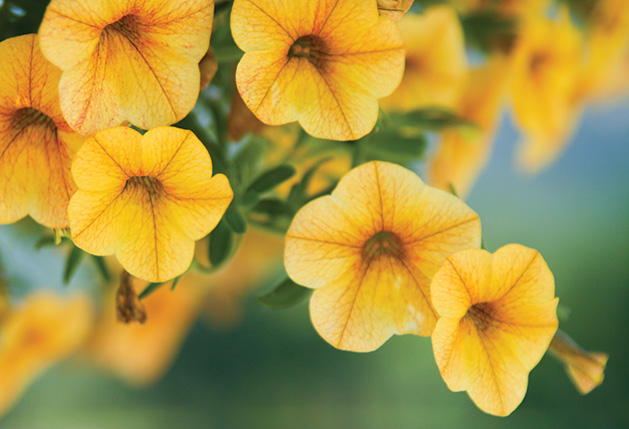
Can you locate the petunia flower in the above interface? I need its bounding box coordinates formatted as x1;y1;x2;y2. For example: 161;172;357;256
231;0;405;141
285;161;481;352
377;0;414;21
380;6;468;112
509;10;583;172
68;126;233;282
0;292;92;417
0;34;86;228
38;0;214;135
429;56;511;198
548;330;608;395
431;244;559;416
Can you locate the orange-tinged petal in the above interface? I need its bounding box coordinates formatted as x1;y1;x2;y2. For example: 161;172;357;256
0;292;92;416
39;0;214;134
431;244;559;416
286;161;481;351
0;34;86;228
232;0;404;141
69;126;233;282
381;7;467;111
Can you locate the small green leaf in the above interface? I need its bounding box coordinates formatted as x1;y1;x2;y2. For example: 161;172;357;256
247;164;296;194
448;183;458;197
251;198;294;217
257;278;313;309
91;255;111;282
171;275;182;291
481;238;486;250
139;282;164;300
391;108;477;132
287;157;332;207
63;246;84;285
35;235;57;250
225;206;247;234
209;220;233;267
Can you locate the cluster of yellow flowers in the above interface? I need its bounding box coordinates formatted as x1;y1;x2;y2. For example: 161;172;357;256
0;0;620;419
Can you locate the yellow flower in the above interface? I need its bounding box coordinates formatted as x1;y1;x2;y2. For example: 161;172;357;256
510;11;583;172
377;0;414;21
89;268;203;385
429;56;510;198
578;0;629;101
548;330;608;395
285;161;481;351
380;6;468;112
431;244;559;416
0;292;92;416
68;126;233;282
0;34;86;228
38;0;214;135
231;0;405;141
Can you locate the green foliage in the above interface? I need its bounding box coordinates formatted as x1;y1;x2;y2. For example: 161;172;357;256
209;219;233;268
257;277;313;309
63;246;84;285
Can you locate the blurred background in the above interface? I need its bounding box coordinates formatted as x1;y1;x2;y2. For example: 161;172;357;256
0;0;628;427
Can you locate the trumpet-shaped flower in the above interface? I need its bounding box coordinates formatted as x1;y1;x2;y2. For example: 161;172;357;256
429;57;510;198
68;126;233;282
0;292;92;416
231;0;405;141
38;0;214;135
510;11;583;172
431;244;559;416
285;161;481;352
0;34;86;228
380;6;467;111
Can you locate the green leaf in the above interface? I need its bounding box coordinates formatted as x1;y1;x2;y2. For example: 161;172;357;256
171;275;182;291
287;157;332;208
257;278;313;309
91;255;111;282
391;108;477;131
361;131;428;164
35;235;57;250
209;220;233;267
247;164;296;194
63;246;84;285
225;206;247;234
139;282;164;300
251;198;294;217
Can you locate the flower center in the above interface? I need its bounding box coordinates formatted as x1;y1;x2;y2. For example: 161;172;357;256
288;35;326;65
12;107;56;133
105;14;141;41
466;302;495;331
126;176;163;196
362;231;405;261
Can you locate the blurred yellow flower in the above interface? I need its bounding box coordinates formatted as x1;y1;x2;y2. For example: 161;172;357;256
381;6;467;112
578;0;629;101
377;0;414;21
510;11;583;172
38;0;214;135
285;161;481;351
68;126;233;282
0;34;86;228
431;244;559;416
0;292;92;416
89;269;203;385
231;0;405;140
548;330;608;395
429;56;510;198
